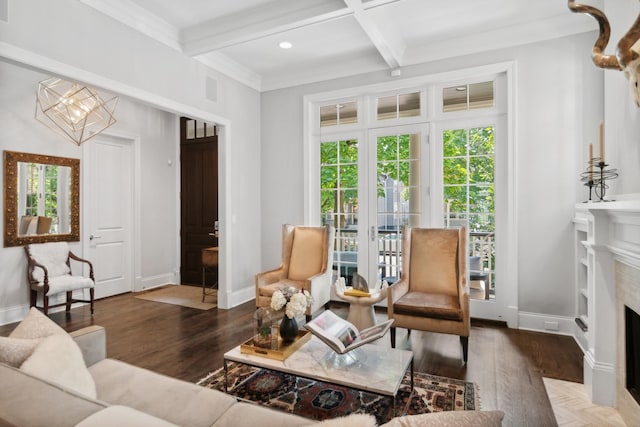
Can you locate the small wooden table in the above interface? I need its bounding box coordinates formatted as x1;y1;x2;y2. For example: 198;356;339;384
201;247;218;303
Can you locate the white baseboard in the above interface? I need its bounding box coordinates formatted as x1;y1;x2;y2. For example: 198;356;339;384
224;285;255;310
0;304;29;327
139;273;176;291
517;311;576;336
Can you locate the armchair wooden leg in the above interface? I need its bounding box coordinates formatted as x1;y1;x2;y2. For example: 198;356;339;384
90;288;95;316
43;296;49;316
390;327;396;348
460;336;469;363
66;291;73;311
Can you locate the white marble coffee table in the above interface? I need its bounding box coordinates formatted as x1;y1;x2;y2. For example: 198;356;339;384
223;335;413;404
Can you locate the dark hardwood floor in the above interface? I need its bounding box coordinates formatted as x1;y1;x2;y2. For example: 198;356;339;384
1;292;583;426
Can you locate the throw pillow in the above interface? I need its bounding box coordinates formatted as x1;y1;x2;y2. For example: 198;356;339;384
9;307;67;339
0;336;40;367
20;334;97;399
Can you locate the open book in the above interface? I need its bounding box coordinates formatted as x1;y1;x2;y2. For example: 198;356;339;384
305;310;394;354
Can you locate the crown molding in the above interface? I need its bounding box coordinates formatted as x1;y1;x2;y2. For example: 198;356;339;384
196;53;262;92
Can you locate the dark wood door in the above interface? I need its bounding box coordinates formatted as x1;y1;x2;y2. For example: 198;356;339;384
180;119;218;285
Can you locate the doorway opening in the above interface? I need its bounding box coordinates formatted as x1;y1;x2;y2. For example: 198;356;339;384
180;117;219;293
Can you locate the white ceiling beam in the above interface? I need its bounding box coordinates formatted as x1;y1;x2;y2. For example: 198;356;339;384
181;0;350;56
342;0;405;70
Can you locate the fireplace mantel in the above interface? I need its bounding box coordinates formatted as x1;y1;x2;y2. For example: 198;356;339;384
574;197;640;416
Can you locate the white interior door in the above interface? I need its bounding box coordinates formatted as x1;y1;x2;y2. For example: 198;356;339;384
83;134;133;299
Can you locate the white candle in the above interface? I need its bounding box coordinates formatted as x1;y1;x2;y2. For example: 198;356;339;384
599;121;604;163
589;143;594;179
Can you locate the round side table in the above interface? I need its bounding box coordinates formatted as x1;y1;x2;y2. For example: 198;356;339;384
334;287;387;331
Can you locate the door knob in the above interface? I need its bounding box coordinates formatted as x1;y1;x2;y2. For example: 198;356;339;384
89;235;102;241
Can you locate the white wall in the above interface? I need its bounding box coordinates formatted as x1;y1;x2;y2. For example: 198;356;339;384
0;0;263;321
605;0;640;196
261;32;603;321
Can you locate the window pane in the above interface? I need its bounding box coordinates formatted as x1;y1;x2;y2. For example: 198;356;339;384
469;81;494;110
398;92;420;117
443;81;494;112
339;102;357;124
443;86;468;112
378;92;421;120
469;127;494;155
186;119;195;139
469;157;494;184
321;142;338;165
339;140;358;162
444;158;467;184
469;185;494;213
443;129;467;156
340;165;358;188
320;102;358;127
377;95;396;120
320;105;338;127
377;135;398;161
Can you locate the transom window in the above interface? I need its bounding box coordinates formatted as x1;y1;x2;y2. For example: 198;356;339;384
377;91;420;120
443;81;494;112
320;102;358;127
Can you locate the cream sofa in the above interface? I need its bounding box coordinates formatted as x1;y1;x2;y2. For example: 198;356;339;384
0;309;504;427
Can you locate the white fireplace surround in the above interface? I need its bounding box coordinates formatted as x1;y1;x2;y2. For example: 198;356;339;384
575;196;640;426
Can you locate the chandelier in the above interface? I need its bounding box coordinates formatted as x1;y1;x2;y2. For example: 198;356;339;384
35;77;118;145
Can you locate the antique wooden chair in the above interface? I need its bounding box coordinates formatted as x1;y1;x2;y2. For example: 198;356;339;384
24;242;95;315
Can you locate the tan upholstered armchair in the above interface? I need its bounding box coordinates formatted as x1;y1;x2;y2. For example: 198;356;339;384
255;224;335;322
25;242;95;315
387;227;469;362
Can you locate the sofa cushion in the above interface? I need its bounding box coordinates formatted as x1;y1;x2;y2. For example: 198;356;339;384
214;401;312;427
380;410;505;427
0;336;40;367
9;307;67;339
0;362;106;427
89;358;237;427
75;406;180;427
0;307;69;367
20;334;97;399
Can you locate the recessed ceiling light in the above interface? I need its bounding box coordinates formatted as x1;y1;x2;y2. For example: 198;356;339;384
279;41;292;49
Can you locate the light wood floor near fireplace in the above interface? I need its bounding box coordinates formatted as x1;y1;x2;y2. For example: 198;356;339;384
0;293;583;427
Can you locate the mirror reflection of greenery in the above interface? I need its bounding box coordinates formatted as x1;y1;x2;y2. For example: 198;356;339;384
25;163;60;231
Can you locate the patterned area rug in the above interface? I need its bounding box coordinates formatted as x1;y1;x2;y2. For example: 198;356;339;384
197;361;479;424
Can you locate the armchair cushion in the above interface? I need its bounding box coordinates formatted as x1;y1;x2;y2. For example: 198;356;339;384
288;227;325;281
28;242;72;282
41;275;95;294
258;279;305;298
409;228;460;297
393;291;463;321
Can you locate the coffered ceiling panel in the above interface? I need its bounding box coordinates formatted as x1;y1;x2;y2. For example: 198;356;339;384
81;0;597;91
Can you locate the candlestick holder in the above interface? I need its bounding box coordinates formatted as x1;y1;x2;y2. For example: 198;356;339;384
580;157;618;202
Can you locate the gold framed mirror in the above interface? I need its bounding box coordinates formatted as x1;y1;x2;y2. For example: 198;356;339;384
4;150;80;247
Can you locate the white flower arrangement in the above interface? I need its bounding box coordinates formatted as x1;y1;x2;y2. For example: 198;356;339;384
270;287;313;319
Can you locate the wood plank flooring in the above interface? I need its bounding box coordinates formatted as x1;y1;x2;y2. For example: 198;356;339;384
0;292;584;426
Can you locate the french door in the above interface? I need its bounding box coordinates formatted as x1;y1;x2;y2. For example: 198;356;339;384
320;125;428;288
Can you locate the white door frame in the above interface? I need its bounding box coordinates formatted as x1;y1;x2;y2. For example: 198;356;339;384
82;130;141;293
